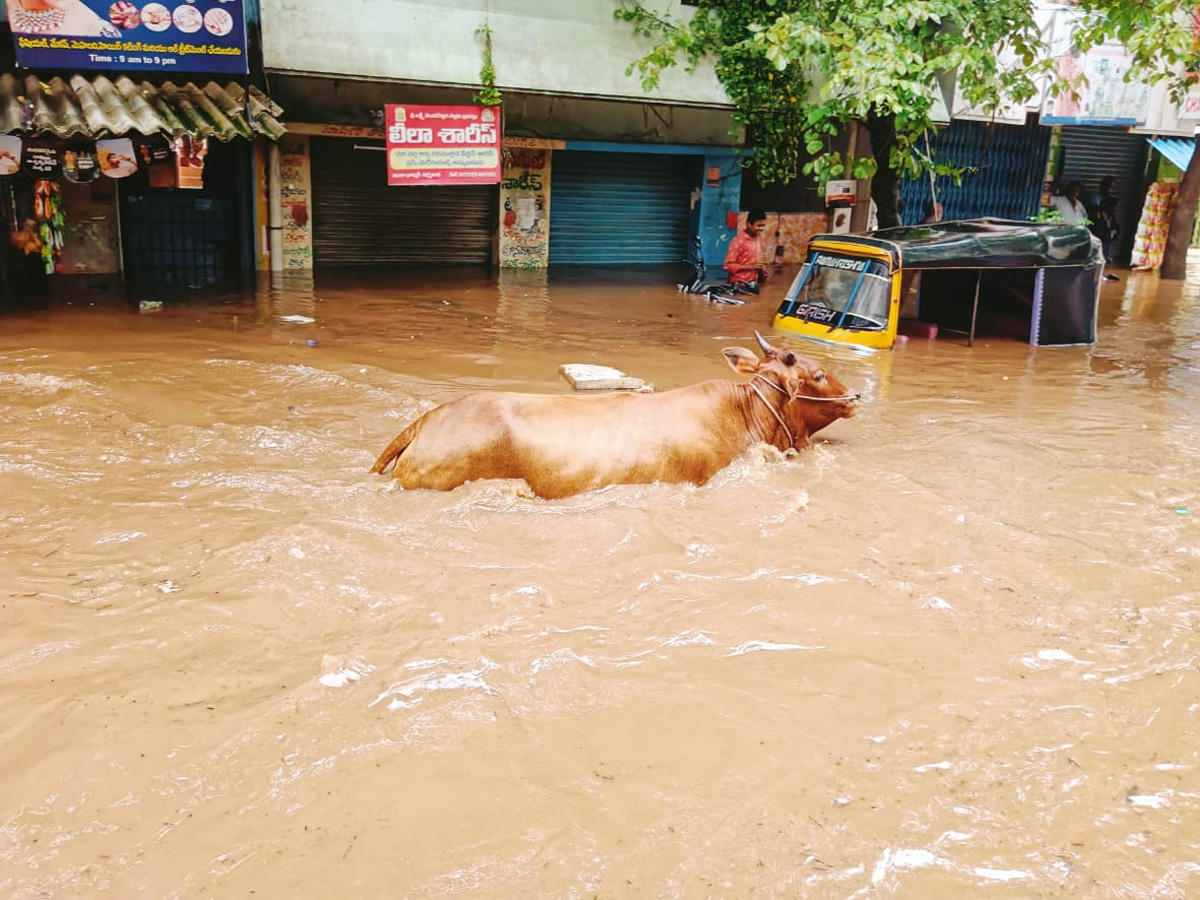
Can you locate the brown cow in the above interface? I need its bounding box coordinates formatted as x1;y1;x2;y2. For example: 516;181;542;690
370;332;858;499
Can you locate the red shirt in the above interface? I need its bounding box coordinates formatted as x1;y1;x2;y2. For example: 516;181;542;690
724;231;763;284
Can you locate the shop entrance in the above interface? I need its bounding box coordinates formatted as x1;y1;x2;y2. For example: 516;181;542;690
118;140;253;294
548;150;702;265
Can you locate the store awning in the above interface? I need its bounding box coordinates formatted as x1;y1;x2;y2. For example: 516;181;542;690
0;73;286;142
1148;136;1196;173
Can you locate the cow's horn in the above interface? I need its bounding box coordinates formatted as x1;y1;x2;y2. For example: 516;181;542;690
754;330;773;354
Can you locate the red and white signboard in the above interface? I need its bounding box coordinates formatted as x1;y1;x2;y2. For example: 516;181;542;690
1180;91;1200;121
384;104;501;186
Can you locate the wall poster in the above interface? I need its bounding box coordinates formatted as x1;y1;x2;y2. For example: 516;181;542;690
499;138;556;268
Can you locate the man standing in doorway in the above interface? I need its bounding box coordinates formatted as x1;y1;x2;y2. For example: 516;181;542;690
724;209;768;292
1088;175;1120;281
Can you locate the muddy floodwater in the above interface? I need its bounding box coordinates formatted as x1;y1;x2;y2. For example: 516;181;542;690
2;261;1200;898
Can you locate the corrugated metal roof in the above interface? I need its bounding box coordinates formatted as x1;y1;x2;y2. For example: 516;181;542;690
0;73;286;141
1148;136;1195;174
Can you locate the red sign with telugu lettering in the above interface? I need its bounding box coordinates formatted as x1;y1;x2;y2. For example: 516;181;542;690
384;105;502;186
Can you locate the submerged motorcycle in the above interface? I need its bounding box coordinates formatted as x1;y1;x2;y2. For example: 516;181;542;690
677;236;760;306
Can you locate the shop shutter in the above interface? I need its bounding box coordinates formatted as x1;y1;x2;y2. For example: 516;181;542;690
1057;127;1148;189
1058;127;1149;262
310;137;496;267
549;150;700;265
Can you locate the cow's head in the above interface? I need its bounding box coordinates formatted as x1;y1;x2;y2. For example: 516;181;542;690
723;333;858;437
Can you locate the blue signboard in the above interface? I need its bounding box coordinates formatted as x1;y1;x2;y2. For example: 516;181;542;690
7;0;247;74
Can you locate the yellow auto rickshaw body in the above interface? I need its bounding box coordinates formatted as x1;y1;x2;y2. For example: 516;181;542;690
771;220;1104;351
771;237;902;351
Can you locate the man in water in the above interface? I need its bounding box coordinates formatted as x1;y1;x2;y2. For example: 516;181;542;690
724;209;768;292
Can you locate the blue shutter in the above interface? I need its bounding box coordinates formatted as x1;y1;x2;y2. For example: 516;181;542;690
900;121;1052;223
549;150;700;265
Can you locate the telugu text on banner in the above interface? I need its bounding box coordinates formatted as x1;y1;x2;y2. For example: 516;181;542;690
384;104;501;186
7;0;248;75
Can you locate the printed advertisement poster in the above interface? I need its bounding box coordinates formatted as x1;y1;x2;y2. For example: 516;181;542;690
385;104;501;186
1180;91;1200;121
6;0;247;74
499;144;550;267
0;134;21;176
62;145;99;182
96;137;137;178
1041;8;1149;126
173;134;207;188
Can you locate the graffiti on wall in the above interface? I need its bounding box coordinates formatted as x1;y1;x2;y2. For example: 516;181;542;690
499;145;551;268
278;134;313;270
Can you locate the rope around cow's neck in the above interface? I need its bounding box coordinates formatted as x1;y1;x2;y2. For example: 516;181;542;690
748;372;860;451
752;372;858;402
748;380;794;450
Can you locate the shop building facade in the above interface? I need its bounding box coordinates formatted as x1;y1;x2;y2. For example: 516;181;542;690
1;2;287;302
258;0;788;273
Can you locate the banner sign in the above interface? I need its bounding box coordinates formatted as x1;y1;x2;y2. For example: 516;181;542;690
8;0;248;74
137;132;174;166
1041;9;1150;126
62;145;99;183
1181;91;1200;122
22;144;60;180
384;104;501;186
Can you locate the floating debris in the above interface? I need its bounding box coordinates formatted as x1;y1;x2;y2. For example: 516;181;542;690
559;363;652;392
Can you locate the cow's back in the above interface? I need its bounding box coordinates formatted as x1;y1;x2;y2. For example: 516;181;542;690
391;383;744;498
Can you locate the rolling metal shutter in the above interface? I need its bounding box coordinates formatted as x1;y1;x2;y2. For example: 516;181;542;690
1058;127;1149;262
549;150;700;265
310;137;496;267
1058;127;1148;188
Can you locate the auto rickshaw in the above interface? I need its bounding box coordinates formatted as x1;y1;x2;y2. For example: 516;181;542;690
772;219;1103;350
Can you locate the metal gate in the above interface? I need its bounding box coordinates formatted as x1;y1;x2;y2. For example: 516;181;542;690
549;150;700;265
120;193;240;292
900;121;1052;223
310;137;496;267
119;140;247;293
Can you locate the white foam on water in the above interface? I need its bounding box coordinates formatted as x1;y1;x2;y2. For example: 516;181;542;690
1128;794;1170;809
973;867;1032;882
95;530;146;545
915;760;952;773
368;659;499;711
726;640;825;657
659;629;715;648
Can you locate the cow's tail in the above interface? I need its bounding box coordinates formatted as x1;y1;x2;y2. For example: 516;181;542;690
369;421;421;475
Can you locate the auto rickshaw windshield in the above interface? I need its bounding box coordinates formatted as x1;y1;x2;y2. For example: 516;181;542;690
782;252;892;331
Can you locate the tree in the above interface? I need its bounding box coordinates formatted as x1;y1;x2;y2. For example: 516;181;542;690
614;0;1051;228
1074;1;1200;281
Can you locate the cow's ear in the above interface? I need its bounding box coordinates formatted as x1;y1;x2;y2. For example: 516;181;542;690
722;347;760;374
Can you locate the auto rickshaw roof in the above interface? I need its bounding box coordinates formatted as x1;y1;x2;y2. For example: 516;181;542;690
810;219;1102;270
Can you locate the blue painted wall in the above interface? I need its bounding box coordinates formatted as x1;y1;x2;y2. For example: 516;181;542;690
699;153;744;275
